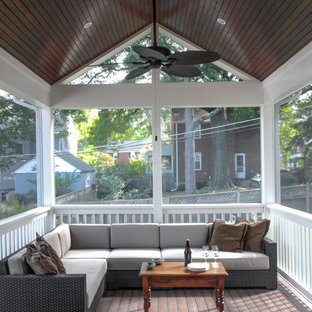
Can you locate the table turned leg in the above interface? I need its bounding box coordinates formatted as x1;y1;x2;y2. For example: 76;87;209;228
142;276;151;312
216;277;225;312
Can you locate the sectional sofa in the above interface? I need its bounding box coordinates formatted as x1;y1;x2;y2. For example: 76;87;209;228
0;222;277;312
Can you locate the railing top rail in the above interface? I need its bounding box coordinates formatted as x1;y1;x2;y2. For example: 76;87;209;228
0;206;51;233
163;203;264;210
53;204;154;210
266;204;312;228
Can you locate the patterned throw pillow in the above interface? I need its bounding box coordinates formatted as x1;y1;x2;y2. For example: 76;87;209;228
35;233;66;274
25;244;59;274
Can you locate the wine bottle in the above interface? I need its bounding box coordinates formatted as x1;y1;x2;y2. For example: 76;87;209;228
184;239;192;266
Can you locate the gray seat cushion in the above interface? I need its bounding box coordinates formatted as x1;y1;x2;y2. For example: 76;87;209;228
161;248;205;262
111;223;160;248
160;223;209;248
43;231;62;258
161;248;269;270
7;248;33;274
108;248;161;270
62;249;110;259
62;258;107;309
70;224;110;249
53;224;71;257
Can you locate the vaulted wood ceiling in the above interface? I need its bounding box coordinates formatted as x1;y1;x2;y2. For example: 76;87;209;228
1;0;312;85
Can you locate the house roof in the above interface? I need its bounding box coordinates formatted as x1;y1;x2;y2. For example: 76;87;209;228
0;1;311;85
14;153;95;174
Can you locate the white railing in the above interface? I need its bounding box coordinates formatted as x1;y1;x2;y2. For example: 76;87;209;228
53;205;155;225
53;203;264;225
162;203;264;223
0;206;53;260
266;204;312;301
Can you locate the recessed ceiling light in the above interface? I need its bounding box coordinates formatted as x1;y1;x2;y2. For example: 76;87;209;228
83;21;93;29
217;18;226;25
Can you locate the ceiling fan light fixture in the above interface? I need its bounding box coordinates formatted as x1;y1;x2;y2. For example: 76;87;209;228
83;21;93;29
217;18;226;25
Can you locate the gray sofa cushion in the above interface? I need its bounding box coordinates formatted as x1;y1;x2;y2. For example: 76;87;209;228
160;223;209;248
62;249;110;259
43;232;62;258
54;224;71;257
161;248;269;270
108;248;161;270
70;224;110;249
62;258;107;309
161;248;205;262
111;223;160;248
7;248;33;274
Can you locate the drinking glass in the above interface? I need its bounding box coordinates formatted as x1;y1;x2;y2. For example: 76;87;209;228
202;245;209;264
211;245;219;266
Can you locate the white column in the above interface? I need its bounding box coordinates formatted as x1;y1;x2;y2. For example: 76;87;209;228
152;67;163;223
261;102;276;205
37;107;55;229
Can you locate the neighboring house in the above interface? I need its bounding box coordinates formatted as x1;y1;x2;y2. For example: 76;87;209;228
172;108;261;185
14;153;95;199
145;144;174;173
0;114;79;199
107;140;148;164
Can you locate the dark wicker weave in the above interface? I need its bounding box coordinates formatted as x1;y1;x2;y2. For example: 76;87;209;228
0;263;105;312
106;237;277;290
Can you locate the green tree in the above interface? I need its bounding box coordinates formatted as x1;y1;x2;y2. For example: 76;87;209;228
87;108;152;148
0;95;36;169
279;88;312;183
78;151;114;172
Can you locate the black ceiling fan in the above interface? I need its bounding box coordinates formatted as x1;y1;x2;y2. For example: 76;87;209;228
94;0;220;80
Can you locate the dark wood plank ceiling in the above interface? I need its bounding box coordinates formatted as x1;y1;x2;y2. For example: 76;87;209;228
1;0;312;85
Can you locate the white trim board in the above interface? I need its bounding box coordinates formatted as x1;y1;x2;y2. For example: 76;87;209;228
51;80;263;109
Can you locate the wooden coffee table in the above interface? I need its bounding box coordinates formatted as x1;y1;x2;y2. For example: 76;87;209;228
140;262;228;312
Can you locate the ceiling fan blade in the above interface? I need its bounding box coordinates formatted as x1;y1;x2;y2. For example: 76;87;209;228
162;64;201;77
133;46;168;61
89;61;148;67
169;51;220;65
124;65;152;80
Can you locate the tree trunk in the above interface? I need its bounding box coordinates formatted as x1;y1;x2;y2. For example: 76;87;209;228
210;108;232;189
185;108;196;194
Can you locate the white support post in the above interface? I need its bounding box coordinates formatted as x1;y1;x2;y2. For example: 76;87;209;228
152;64;163;223
38;107;55;230
261;102;276;207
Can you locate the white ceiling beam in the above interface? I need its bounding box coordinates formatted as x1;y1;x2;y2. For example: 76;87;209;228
0;47;50;108
51;80;263;109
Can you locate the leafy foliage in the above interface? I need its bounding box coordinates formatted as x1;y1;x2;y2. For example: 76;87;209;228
78;151;114;172
55;172;80;197
96;164;130;200
126;159;146;175
279;89;312;182
87;108;152;147
0;95;36;169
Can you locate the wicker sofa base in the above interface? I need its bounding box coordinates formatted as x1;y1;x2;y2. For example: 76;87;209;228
0;273;105;312
106;269;277;290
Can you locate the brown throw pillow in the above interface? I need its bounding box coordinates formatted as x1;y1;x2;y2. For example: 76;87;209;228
25;244;59;274
35;233;66;274
235;218;270;253
209;219;247;252
39;253;59;274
